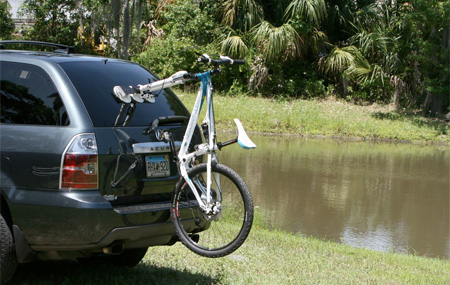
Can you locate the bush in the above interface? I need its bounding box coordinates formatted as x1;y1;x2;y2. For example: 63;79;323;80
160;1;217;45
0;1;14;39
133;35;199;78
133;35;250;94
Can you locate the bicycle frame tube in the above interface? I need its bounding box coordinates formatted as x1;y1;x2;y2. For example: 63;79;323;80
177;71;217;212
205;74;215;205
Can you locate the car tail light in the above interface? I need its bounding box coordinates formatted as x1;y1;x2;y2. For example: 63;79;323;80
60;134;98;190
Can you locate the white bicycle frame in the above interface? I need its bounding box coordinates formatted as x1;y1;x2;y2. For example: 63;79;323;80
118;57;256;213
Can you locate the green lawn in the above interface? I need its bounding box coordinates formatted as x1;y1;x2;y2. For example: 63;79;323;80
11;218;450;284
178;92;450;144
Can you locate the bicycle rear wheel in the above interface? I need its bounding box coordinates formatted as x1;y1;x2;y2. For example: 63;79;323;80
171;163;253;257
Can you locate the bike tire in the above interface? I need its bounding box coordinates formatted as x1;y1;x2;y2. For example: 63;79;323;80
171;163;253;257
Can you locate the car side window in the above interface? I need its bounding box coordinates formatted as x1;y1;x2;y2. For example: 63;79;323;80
0;61;70;126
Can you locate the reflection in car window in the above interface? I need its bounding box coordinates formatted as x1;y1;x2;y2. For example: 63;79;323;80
59;61;189;127
0;61;69;125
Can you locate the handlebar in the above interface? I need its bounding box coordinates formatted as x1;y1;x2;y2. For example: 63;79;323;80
113;54;245;103
198;54;246;66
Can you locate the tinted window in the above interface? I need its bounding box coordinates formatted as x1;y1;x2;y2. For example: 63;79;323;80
59;61;189;127
0;61;69;125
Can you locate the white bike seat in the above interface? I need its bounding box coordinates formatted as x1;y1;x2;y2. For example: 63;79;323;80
234;119;256;149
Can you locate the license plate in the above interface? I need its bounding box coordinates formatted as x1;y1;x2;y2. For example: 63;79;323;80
146;155;170;178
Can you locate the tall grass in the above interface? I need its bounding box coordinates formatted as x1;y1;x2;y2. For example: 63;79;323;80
177;91;450;144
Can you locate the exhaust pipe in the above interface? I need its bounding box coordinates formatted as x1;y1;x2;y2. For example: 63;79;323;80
103;243;124;255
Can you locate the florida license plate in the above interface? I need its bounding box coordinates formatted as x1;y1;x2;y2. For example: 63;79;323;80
146;155;170;178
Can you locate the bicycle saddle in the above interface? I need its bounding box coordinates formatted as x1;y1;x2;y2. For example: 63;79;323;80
234;119;257;149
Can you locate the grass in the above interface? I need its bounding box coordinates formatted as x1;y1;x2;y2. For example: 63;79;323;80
11;211;450;284
177;91;450;144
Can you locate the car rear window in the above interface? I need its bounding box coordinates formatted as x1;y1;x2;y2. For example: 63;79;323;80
59;61;189;127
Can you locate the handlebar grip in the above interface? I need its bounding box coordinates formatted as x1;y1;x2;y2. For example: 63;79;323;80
232;59;246;65
198;56;211;63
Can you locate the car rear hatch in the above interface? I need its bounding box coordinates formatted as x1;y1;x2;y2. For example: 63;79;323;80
59;60;203;211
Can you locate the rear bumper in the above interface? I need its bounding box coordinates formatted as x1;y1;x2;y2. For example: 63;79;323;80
13;220;184;262
29;220;179;252
5;187;199;258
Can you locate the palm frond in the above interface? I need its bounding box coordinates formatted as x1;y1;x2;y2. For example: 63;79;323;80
222;0;264;31
346;56;371;83
370;64;387;86
252;21;303;61
284;0;327;27
309;28;328;54
346;61;388;87
221;34;248;58
320;45;361;77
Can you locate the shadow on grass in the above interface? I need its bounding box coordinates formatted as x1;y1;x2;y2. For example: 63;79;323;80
372;111;449;135
10;259;218;285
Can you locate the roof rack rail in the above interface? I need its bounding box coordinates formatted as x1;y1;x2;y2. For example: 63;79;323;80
0;40;77;54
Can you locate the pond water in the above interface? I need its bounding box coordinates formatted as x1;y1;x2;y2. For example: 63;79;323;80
217;134;450;259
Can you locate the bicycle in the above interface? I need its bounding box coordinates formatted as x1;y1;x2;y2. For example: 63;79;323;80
113;54;256;257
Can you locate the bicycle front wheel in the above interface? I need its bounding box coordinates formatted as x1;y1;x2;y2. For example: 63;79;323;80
171;163;254;257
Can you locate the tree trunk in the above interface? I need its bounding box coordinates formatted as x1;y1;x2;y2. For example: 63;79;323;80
112;0;122;58
424;90;444;117
422;25;448;116
342;77;349;98
391;75;403;110
123;0;131;60
136;0;142;41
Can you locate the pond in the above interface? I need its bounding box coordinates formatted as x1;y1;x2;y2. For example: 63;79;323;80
218;134;449;259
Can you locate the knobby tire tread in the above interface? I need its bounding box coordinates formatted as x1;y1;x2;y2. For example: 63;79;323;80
0;214;18;284
171;163;253;258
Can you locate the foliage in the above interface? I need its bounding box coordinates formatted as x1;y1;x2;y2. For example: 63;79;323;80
399;0;450;115
220;33;248;59
133;35;199;78
14;0;450;115
0;1;14;39
19;0;152;58
252;21;303;62
20;0;79;45
158;1;217;45
317;1;450;114
284;0;327;27
222;0;264;32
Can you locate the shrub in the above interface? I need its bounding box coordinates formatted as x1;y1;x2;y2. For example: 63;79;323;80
133;35;199;78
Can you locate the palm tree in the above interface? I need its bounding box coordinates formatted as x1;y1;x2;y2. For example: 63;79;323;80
251;20;303;62
220;0;328;93
318;2;407;103
251;0;326;62
219;28;249;58
319;45;366;96
347;3;404;104
284;0;326;27
222;0;264;32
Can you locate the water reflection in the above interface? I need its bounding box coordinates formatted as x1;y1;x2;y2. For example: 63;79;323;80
217;134;450;259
